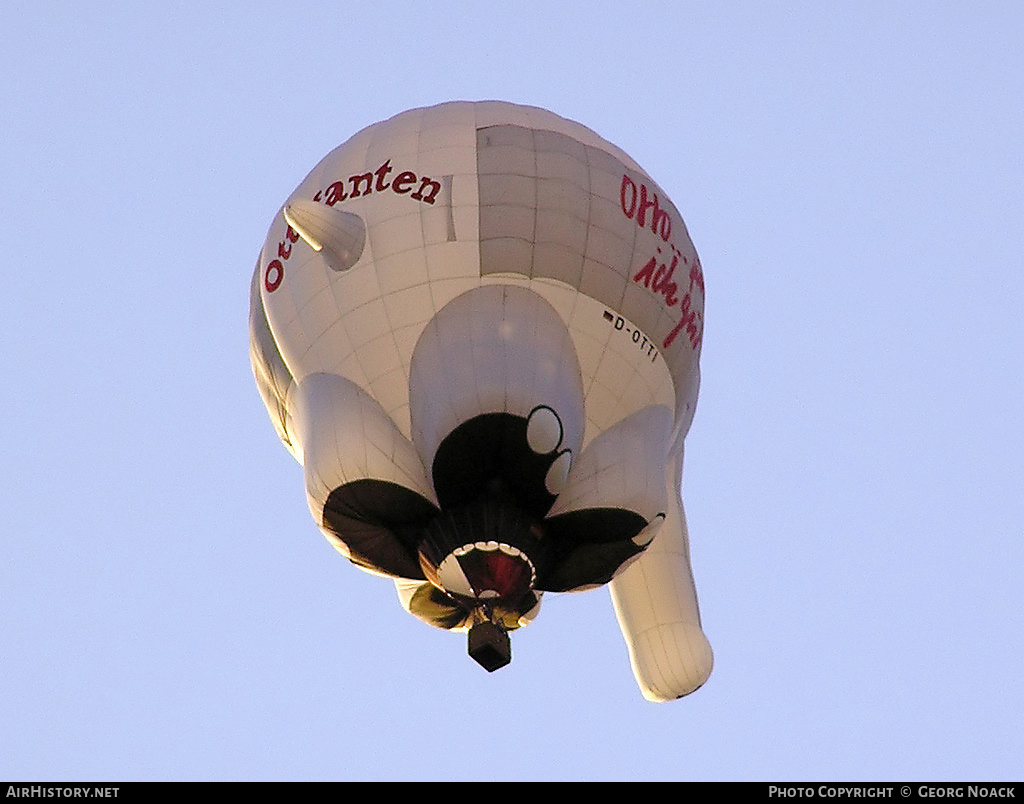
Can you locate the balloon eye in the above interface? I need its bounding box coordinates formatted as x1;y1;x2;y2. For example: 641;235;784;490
526;406;563;455
544;450;572;495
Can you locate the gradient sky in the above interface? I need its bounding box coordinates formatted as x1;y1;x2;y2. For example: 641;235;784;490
3;2;1022;781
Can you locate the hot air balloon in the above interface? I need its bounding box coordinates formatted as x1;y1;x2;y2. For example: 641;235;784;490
249;101;712;700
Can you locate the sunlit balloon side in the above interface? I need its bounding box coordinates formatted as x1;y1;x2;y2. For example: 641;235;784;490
249;101;712;700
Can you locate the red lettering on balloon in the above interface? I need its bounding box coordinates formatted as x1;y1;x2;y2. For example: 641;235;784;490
688;261;704;295
410;176;441;204
632;256;657;287
651;253;680;307
664;292;703;350
325;181;347;206
633;249;681;309
392;171;417;194
264;259;283;292
620;175;638;218
622;172;705;351
620;173;670;242
348;172;373;198
374;160;393;192
264;228;303;294
315;159;442;209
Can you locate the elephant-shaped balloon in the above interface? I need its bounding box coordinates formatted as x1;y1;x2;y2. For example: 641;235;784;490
249;101;712;700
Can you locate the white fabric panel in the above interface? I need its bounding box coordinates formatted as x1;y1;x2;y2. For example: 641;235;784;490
248;262;299;458
289;372;437;519
609;451;713;701
547;405;671;522
408;285;585;478
475;122;703;426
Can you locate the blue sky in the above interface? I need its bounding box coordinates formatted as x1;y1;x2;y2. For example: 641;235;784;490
2;2;1022;781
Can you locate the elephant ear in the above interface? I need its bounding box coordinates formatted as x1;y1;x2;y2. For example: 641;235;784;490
539;405;672;592
290;372;438;580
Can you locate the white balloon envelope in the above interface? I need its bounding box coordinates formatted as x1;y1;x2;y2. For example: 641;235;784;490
249;101;712;700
